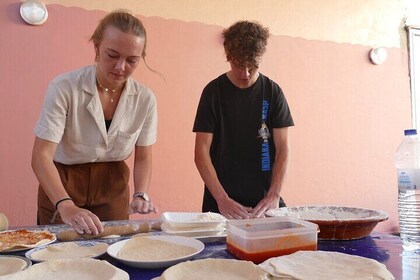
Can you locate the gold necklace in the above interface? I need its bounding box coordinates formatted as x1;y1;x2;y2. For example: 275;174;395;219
96;77;121;103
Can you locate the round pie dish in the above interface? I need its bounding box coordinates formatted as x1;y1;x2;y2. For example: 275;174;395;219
266;205;389;240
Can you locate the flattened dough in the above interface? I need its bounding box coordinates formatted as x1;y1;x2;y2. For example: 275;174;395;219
0;259;128;280
30;242;108;261
259;251;395;280
159;258;268;280
118;236;197;261
0;257;27;276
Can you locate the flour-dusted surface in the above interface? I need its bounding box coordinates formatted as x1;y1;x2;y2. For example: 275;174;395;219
266;206;389;240
266;206;388;221
161;212;226;229
194;212;225;221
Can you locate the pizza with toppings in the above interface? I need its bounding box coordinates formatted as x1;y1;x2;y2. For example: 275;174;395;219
0;229;56;252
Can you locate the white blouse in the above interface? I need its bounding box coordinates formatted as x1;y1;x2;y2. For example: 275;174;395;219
34;65;157;164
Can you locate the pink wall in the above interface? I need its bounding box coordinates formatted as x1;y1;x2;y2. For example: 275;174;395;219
0;1;411;232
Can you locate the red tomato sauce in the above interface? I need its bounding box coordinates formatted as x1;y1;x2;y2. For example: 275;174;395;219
227;243;317;264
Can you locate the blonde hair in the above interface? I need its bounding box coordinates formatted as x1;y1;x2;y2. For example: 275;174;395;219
90;10;147;58
90;10;164;79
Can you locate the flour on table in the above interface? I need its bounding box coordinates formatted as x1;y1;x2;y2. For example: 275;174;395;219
192;212;225;222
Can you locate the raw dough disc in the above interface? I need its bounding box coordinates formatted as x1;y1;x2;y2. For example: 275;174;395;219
30;242;108;261
0;257;27;276
159;258;267;280
258;251;395;280
117;236;197;261
0;259;128;280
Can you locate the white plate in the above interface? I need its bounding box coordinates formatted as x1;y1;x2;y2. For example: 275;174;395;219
107;235;204;269
162;212;226;229
161;222;225;234
160;223;226;241
0;230;57;253
162;231;226;242
25;240;108;262
0;255;31;276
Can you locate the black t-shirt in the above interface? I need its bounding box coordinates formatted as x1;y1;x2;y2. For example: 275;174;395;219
193;73;294;212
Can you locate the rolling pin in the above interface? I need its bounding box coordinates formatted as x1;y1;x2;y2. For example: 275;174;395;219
57;221;161;241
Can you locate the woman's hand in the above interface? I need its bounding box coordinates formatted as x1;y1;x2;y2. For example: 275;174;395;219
57;201;104;235
129;198;157;215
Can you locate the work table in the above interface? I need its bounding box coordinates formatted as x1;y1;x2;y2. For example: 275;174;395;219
4;220;420;280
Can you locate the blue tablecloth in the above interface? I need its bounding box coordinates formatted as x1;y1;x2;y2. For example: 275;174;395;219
4;221;420;280
106;232;419;280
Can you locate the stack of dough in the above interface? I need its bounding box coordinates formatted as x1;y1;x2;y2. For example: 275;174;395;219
0;214;8;232
258;251;395;280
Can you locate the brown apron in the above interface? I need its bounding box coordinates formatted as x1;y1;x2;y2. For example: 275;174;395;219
37;161;130;225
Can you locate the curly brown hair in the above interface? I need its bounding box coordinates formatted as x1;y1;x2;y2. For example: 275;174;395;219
223;21;269;68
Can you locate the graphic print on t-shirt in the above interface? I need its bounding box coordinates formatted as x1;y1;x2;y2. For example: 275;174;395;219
259;99;271;171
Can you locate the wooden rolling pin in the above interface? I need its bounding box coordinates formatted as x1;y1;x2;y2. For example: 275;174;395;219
57;221;161;241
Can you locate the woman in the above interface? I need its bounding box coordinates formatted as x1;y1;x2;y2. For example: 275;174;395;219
31;10;158;235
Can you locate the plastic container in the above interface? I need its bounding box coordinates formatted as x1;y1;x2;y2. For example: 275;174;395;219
395;129;420;252
226;217;319;263
161;212;226;229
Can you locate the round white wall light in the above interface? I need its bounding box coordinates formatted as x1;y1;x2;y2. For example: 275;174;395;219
369;47;388;65
20;0;48;26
